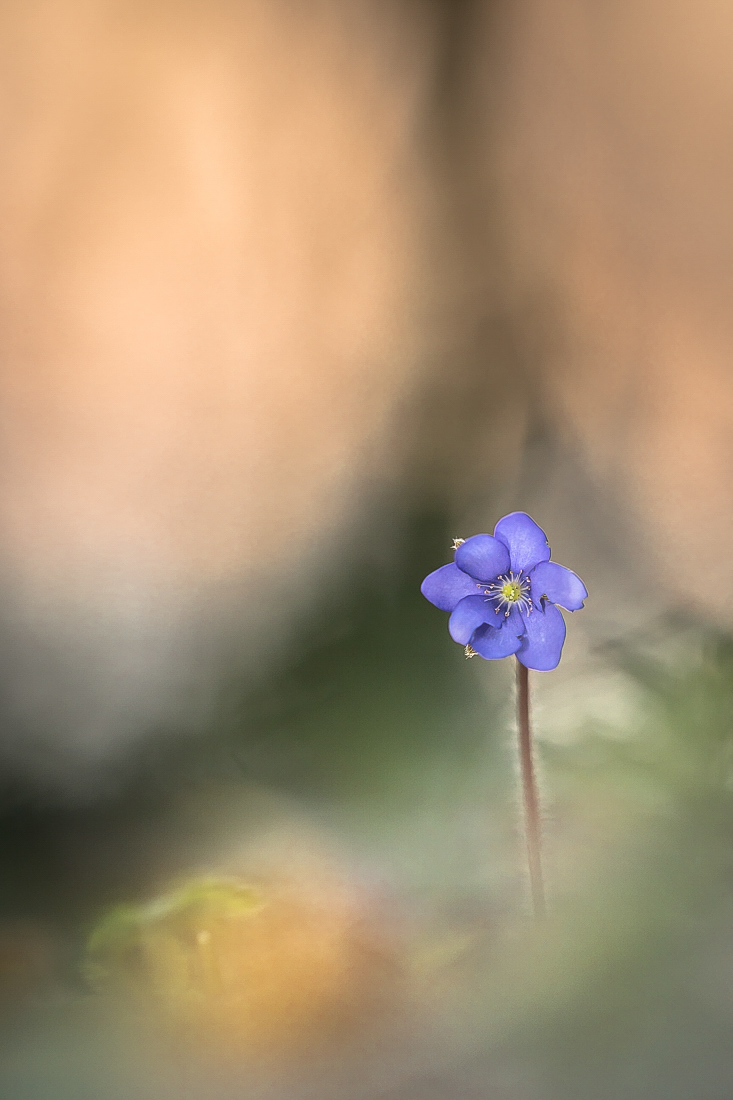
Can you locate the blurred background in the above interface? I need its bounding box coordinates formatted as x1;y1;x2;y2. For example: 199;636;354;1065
1;0;733;1096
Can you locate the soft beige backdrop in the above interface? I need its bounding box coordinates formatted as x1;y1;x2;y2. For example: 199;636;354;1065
0;0;731;778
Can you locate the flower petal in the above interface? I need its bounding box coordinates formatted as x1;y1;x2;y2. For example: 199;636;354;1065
530;561;587;612
448;595;494;644
471;610;524;660
516;603;566;671
454;534;510;582
486;602;525;633
421;562;479;612
494;512;551;574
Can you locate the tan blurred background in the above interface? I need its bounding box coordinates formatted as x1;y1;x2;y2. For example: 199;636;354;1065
0;0;731;780
0;0;445;780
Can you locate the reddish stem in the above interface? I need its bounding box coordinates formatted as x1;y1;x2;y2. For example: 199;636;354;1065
516;659;545;917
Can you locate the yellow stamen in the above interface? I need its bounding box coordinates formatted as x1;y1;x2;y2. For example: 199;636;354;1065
500;580;523;602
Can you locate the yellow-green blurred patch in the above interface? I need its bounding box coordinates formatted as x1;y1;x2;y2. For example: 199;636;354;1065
85;876;399;1057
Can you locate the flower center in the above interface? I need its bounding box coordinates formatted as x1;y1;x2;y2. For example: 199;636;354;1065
480;571;533;618
500;580;523;603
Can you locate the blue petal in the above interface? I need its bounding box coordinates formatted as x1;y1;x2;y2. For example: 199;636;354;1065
471;609;524;660
448;595;495;644
494;512;551;574
485;602;525;633
530;561;587;612
516;603;566;671
455;534;510;582
421;562;478;612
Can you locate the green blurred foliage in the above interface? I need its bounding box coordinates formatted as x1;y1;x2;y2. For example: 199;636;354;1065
4;517;733;1096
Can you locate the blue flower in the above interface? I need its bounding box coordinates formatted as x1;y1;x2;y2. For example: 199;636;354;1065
420;512;587;671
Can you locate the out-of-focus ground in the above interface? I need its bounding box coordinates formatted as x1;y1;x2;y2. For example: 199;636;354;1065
2;1;733;1097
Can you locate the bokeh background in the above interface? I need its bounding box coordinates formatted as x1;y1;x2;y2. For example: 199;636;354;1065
1;1;733;1097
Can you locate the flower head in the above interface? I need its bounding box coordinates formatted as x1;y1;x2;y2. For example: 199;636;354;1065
420;512;587;671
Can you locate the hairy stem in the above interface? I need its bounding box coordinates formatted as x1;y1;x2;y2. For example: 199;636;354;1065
516;659;545;917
